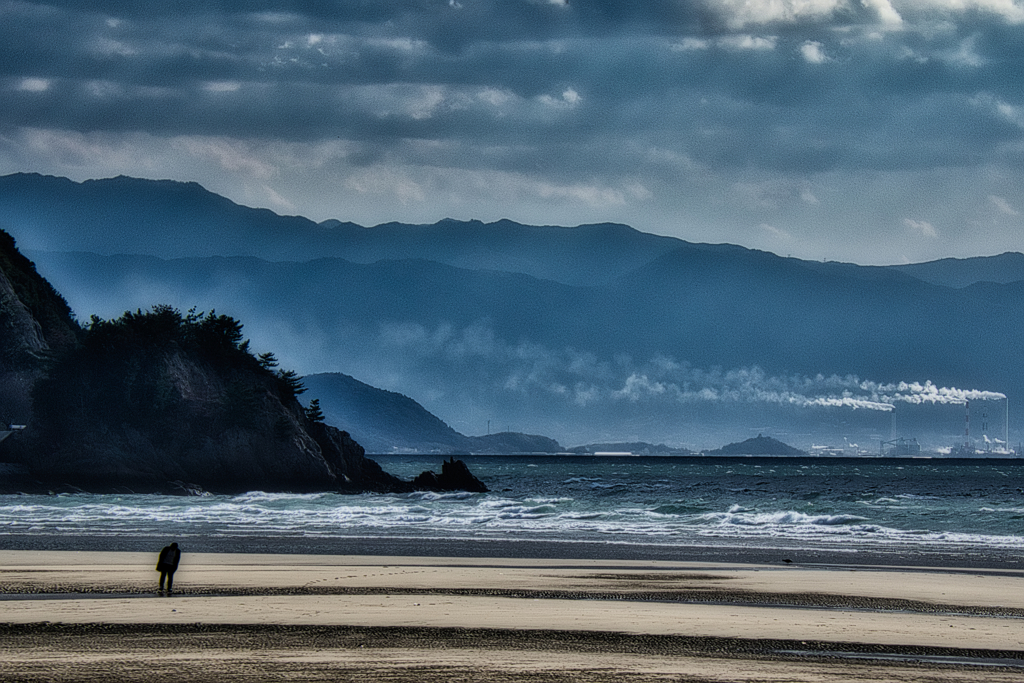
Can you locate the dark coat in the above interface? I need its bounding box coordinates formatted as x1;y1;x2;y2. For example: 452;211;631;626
156;544;181;572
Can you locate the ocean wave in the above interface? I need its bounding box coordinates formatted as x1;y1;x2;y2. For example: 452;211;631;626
5;456;1024;555
557;512;606;520
649;504;709;516
408;491;479;502
230;491;331;503
708;510;869;527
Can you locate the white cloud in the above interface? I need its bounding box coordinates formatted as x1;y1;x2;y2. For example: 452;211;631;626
672;37;711;51
614;373;668;402
366;37;430;53
709;0;846;28
477;87;515;108
260;184;295;212
16;128;155;171
84;80;123;98
863;0;905;24
536;181;626;206
406;86;447;119
718;34;779;50
970;93;1024;128
90;37;137;57
900;0;1024;24
732;179;822;211
345;167;427;204
172;136;277;180
539;87;582;108
672;35;777;51
945;35;986;67
706;0;1024;28
18;78;50;92
759;223;793;240
800;40;830;63
989;195;1019;215
203;81;241;93
904;217;939;237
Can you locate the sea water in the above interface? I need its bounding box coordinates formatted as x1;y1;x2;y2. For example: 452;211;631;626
1;456;1022;564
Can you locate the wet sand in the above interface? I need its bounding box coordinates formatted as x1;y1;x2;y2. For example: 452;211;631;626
2;550;1023;681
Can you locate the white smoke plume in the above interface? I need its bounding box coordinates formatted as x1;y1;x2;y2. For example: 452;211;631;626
609;372;1005;412
862;381;1006;407
366;320;1006;414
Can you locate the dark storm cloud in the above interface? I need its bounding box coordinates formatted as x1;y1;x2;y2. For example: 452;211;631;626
3;0;1024;263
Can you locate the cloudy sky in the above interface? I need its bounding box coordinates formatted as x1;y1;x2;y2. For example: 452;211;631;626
3;0;1024;265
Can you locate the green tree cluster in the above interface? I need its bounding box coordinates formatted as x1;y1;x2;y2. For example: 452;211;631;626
31;305;307;441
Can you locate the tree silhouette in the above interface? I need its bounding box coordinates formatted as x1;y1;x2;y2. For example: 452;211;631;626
305;398;325;423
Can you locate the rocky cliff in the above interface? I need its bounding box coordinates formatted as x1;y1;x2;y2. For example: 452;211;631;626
0;230;484;494
0;229;80;426
6;305;409;493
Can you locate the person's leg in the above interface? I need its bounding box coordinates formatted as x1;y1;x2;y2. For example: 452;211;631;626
159;571;166;591
167;570;175;592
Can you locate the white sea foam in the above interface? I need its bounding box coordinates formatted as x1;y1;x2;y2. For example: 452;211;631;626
2;457;1024;556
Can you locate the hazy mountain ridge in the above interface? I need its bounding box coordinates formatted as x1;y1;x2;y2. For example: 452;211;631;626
302;373;562;454
893;253;1024;288
5;173;1023;449
0;173;683;287
302;372;466;454
6;173;1022;290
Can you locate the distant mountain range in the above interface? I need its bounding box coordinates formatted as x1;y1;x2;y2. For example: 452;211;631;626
302;373;561;454
3;172;1022;451
891;253;1024;288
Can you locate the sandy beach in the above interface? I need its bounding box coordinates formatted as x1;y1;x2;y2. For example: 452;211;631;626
2;550;1023;681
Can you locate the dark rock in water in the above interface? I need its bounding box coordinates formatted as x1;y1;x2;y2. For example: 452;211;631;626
706;434;806;456
413;457;489;493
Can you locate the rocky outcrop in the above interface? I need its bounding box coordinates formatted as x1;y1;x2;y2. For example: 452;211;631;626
5;306;413;494
412;457;488;493
0;305;481;494
0;229;80;426
306;420;411;493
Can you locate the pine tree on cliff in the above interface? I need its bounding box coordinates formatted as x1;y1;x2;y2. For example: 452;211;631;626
20;305;409;493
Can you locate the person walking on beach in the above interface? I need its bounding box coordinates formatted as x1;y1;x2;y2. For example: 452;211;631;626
156;542;181;594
